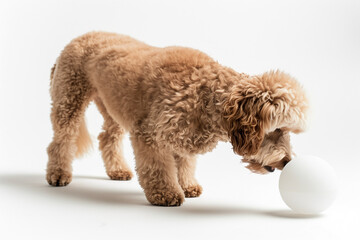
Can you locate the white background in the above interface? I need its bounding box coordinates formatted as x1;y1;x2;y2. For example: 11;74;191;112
1;0;359;239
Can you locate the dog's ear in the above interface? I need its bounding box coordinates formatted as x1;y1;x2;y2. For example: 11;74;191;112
223;71;308;156
223;87;269;156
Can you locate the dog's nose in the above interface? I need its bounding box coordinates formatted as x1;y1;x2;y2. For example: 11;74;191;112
264;166;275;172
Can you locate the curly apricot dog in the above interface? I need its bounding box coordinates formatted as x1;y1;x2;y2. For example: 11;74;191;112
47;32;308;206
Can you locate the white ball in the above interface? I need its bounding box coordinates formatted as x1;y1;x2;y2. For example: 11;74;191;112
279;155;338;214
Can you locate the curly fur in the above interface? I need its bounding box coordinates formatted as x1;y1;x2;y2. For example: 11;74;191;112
46;32;308;206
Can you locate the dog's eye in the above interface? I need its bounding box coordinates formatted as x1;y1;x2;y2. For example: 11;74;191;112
264;166;275;172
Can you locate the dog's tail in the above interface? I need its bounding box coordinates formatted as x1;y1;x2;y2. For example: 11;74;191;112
50;63;56;89
75;117;93;158
50;64;56;80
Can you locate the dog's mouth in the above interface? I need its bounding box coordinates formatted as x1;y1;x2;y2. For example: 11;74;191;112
242;158;268;174
242;156;290;174
264;158;290;172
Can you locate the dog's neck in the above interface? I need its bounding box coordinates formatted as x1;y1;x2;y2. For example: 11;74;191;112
193;63;250;142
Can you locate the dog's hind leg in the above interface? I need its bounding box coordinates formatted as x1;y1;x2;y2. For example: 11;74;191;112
94;97;133;180
46;64;94;187
174;154;203;198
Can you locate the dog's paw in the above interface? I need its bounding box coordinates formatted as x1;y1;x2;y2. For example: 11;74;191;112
107;170;133;181
46;169;72;187
183;184;203;198
147;189;185;206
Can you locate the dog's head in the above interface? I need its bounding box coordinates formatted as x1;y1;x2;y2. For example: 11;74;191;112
223;70;308;174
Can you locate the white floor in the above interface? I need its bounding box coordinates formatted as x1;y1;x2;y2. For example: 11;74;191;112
1;139;359;240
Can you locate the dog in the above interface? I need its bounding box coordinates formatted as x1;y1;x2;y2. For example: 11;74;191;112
46;31;308;206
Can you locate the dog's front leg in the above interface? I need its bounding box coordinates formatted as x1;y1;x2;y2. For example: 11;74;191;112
174;154;203;198
130;134;185;206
